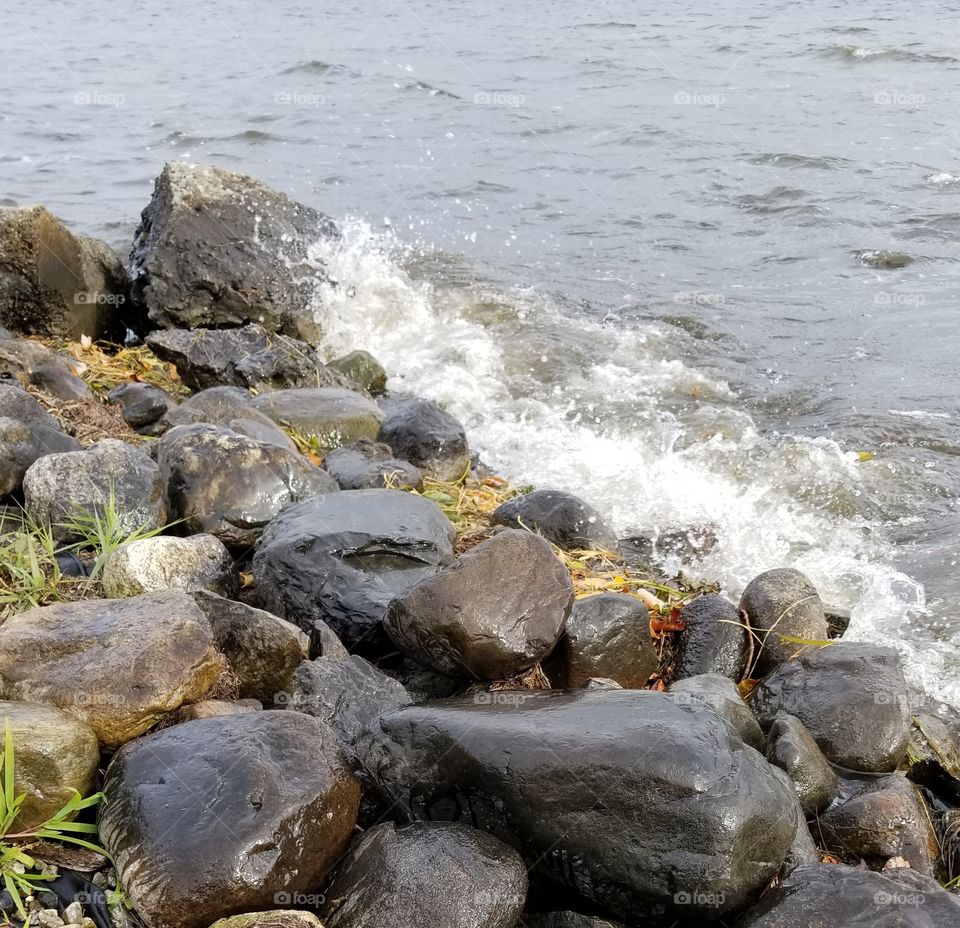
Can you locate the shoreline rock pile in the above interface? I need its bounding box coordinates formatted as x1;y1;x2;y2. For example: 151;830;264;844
0;164;958;928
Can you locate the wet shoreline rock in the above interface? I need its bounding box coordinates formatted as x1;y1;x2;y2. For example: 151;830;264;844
492;489;617;552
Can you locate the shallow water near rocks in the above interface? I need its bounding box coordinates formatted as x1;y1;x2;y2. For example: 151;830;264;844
2;0;959;702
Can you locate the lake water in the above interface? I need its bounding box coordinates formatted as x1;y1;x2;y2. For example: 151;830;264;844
2;0;959;701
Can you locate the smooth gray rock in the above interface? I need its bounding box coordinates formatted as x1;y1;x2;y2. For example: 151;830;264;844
669;673;764;750
740;568;829;674
322;822;527;928
673;593;748;681
768;766;820;876
100;711;360;928
323;438;422;490
130;162;336;342
492;489;617;552
384;529;572;680
328;350;387;394
22;438;165;543
751;643;911;773
366;689;797;924
157;423;337;548
0;336;92;401
107;381;175;434
765;712;839;815
552;592;657;688
252;489;456;651
377;395;470;482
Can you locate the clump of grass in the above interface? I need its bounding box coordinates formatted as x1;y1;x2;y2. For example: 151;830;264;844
0;722;106;917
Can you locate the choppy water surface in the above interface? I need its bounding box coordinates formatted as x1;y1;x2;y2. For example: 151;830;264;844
2;0;959;700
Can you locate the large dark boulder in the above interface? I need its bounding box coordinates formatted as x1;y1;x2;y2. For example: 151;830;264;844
765;712;838;816
377;394;469;482
322;438;422;490
492;489;617;552
100;712;360;928
366;689;797;924
736;863;960;926
673;593;748;681
321;822;527;928
550;592;657;688
0;205;135;340
252;489;456;651
818;774;939;875
0;384;79;496
384;529;572;680
750;643;910;773
147;324;360;393
130;162;335;342
157;423;337;547
739;569;829;674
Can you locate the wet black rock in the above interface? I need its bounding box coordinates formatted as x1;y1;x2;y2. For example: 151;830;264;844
0;336;92;401
765;712;839;816
165;386;298;451
736;863;960;926
668;673;764;750
23;438;165;543
907;701;960;802
157;423;337;548
384;529;572;680
146;324;361;393
251;387;384;453
106;381;176;434
328;350;387;394
751;643;911;773
739;568;829;674
100;711;360;928
0;205;135;340
673;593;748;681
252;489;456;651
0;384;79;496
492;489;617;552
550;592;657;688
321;822;528;928
130;162;336;343
818;774;939;875
322;438;423;490
377;394;470;482
193;591;310;703
520;916;627;928
366;689;796;924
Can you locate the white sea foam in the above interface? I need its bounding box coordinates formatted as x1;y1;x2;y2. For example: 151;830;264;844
309;219;959;705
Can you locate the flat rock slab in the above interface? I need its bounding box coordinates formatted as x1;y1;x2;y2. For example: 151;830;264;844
367;688;796;924
100;711;360;928
321;822;527;928
385;529;572;680
0;591;224;748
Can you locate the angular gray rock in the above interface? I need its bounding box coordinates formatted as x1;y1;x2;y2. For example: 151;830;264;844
322;438;422;490
736;863;960;926
252;489;456;650
193;591;309;704
751;643;911;773
130;162;336;342
673;593;748;681
321;822;527;928
0;591;224;748
740;568;829;673
0;336;92;401
551;592;657;689
668;673;764;750
251;388;384;453
146;324;360;393
157;423;337;547
22;438;165;543
366;689;797;924
101;534;239;598
765;712;839;815
328;350;387;394
492;489;617;552
819;775;939;875
377;395;470;482
100;711;360;928
0;205;135;340
384;529;572;680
